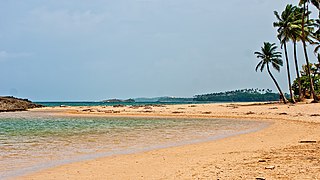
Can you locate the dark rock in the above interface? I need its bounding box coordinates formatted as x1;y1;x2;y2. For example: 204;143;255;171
256;177;266;180
279;112;288;115
172;111;184;114
202;111;212;114
299;140;317;143
113;104;126;108
0;96;44;112
245;111;255;115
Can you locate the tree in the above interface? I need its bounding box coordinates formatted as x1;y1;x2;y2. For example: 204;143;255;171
274;4;297;102
293;63;320;97
254;42;288;103
285;6;305;100
299;0;319;102
292;7;304;100
312;19;320;58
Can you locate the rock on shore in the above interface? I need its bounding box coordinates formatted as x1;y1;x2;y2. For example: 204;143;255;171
0;96;44;112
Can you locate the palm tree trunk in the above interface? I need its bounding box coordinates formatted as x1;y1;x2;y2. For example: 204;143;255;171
293;41;303;100
302;38;319;102
283;42;295;103
267;63;287;104
301;2;319;102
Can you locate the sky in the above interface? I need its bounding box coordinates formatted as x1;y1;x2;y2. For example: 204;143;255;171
0;0;319;101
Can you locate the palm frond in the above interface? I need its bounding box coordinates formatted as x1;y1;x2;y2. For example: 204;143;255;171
255;61;263;72
273;11;281;21
254;42;282;73
260;61;266;72
272;62;281;72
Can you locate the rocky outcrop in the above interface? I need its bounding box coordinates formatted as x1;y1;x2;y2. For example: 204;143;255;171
0;96;44;112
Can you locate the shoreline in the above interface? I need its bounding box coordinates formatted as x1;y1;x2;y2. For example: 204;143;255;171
4;118;269;180
15;102;320;179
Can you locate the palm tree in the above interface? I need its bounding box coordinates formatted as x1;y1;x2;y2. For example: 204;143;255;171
290;7;303;100
274;4;296;103
287;6;305;100
313;19;320;55
299;0;319;102
254;42;288;104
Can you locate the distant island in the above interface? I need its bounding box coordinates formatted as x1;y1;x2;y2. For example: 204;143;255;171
102;98;135;103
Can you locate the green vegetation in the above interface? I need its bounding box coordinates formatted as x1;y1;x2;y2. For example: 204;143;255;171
292;63;320;98
254;1;320;103
194;89;281;102
133;89;283;103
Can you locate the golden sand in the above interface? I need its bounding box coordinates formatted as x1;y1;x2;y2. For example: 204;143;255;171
18;102;320;179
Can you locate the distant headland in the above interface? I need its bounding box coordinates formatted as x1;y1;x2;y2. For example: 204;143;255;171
101;98;135;103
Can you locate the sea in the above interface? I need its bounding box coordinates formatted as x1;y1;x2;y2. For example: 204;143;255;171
35;101;211;107
0;102;269;179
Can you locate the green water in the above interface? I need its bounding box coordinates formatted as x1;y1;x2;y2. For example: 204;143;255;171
0;111;268;179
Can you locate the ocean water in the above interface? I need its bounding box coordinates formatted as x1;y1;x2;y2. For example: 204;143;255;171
0;111;269;179
36;101;213;107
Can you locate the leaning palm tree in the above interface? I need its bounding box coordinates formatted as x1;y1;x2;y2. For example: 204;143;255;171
274;4;296;103
254;42;288;104
299;0;319;102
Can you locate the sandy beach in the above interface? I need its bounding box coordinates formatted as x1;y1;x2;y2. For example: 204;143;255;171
17;102;320;179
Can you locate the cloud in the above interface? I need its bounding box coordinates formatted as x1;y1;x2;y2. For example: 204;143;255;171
0;50;33;61
25;8;107;34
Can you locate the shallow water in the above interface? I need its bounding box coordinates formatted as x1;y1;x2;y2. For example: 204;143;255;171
0;111;269;179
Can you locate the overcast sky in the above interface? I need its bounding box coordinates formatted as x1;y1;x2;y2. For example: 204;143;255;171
0;0;318;101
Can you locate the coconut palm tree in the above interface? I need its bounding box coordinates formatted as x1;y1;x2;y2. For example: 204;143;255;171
274;4;296;103
254;42;288;104
299;0;319;102
313;19;320;55
287;6;305;100
292;7;304;100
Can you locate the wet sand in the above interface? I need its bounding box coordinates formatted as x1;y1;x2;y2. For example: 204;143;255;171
17;102;320;179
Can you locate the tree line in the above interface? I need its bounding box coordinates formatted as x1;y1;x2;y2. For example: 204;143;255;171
194;89;281;102
255;0;319;103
